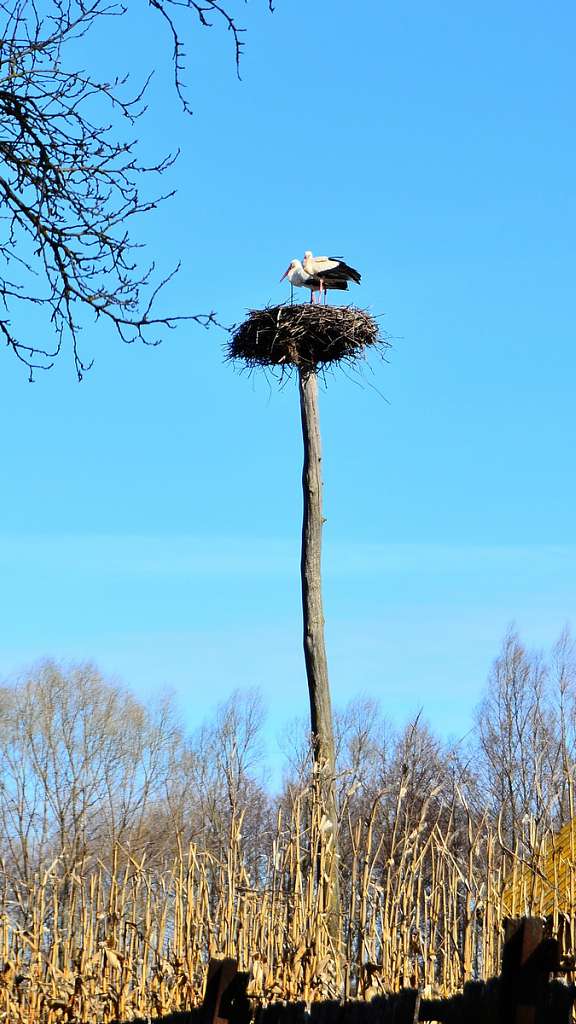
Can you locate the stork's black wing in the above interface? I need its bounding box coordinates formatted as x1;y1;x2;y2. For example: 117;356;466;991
332;260;361;284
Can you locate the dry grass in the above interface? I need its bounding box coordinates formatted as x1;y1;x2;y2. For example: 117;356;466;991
227;304;385;374
0;788;575;1023
502;815;576;920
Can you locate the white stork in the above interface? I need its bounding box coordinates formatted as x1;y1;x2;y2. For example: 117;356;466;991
280;254;360;304
302;251;361;302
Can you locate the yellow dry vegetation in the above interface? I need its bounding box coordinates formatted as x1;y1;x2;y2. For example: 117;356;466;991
1;790;575;1023
502;818;576;920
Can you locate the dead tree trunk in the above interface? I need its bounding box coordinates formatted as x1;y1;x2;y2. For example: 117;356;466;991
298;365;341;953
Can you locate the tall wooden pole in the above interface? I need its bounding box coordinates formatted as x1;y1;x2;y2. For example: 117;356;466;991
298;365;340;950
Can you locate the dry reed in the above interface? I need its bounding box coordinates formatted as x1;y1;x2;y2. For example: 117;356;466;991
0;786;574;1023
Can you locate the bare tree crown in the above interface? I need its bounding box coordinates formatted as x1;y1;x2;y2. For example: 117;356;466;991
0;0;272;378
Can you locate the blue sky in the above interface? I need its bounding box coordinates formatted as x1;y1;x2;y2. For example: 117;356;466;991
0;1;574;768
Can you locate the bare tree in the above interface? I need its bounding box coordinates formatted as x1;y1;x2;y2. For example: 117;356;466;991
0;660;182;892
334;696;390;801
550;627;576;821
474;628;567;846
164;688;272;874
0;0;273;378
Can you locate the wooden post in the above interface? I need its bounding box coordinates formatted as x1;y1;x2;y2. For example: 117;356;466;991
392;988;421;1022
500;918;555;1024
202;958;238;1024
298;366;341;950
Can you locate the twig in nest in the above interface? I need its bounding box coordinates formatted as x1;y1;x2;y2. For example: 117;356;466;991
227;303;387;376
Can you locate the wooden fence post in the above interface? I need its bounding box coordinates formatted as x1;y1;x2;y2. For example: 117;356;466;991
202;958;250;1024
499;917;556;1024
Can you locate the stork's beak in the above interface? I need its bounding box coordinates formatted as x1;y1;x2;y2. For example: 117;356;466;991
279;266;290;282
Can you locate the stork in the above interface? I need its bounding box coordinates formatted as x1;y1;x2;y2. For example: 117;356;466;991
302;251;361;302
280;258;356;304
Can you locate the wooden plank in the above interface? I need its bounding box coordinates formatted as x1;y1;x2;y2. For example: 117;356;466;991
390;989;420;1023
500;917;557;1024
411;991;421;1024
202;958;239;1024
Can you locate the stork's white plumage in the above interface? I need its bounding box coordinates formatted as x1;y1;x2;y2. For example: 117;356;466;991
279;259;335;304
280;259;311;291
302;252;342;276
302;251;362;302
280;253;360;303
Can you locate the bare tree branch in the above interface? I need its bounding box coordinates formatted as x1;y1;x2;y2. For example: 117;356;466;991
0;0;274;377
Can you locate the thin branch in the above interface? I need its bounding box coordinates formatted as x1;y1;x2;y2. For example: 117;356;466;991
0;0;276;377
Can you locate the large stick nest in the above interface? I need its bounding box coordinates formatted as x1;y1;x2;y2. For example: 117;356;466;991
227;303;385;374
